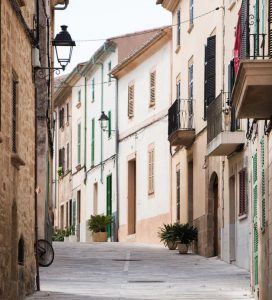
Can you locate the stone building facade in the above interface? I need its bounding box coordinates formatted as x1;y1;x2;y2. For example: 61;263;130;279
0;0;36;298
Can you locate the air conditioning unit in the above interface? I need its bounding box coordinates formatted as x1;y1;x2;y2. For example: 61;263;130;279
32;47;41;68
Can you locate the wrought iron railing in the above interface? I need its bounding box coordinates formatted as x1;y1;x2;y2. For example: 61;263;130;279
207;93;239;144
168;99;195;137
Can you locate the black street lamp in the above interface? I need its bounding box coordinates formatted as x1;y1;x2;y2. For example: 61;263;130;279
52;25;76;70
98;111;109;131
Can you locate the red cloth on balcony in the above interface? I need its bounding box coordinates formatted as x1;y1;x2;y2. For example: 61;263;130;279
234;8;241;75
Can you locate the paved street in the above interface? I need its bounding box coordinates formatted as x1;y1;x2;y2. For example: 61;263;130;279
27;242;253;300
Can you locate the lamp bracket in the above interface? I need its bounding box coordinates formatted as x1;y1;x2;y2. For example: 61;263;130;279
34;66;65;79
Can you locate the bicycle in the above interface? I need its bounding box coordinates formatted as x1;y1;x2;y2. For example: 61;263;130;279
36;239;54;267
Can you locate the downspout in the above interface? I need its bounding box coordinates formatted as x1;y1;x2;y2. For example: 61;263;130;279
114;77;120;241
84;76;87;183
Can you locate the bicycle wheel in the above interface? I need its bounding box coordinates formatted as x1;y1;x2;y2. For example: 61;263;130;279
37;239;54;267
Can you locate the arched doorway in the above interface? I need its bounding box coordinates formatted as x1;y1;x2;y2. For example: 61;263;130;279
208;172;220;257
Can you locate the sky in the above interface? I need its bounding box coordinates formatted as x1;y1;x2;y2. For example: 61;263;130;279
54;0;171;74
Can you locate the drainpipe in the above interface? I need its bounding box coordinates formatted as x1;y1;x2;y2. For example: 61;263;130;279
84;76;87;183
114;77;120;241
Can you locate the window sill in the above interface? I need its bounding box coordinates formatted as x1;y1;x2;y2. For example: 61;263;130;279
76;102;81;109
238;214;247;221
11;153;25;170
175;45;181;54
187;23;194;33
228;0;236;11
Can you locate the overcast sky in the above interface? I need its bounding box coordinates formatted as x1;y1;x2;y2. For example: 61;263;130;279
54;0;171;74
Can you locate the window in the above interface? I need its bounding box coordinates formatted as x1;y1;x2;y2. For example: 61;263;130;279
91;118;95;166
239;168;248;216
59;147;65;173
92;78;95;102
18;237;24;266
59;107;64;129
77;122;81;165
261;138;266;230
128;84;135;118
66;103;69;123
12;76;18;153
148;146;155;195
176;168;181;222
108;111;112;138
108;61;112;83
149;70;156;107
188;61;194;128
78;89;81;103
189;0;194;26
67;143;69;171
177;9;181;46
176;75;181;100
77;190;81;224
204;35;216;119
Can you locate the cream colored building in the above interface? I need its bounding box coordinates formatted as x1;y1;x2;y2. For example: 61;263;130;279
111;27;172;243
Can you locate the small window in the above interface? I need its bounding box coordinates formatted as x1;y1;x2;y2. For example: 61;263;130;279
148;147;155;195
66;103;69;123
78;90;81;103
239;168;248;216
18;237;24;265
59;108;64;129
189;0;194;26
92;79;95;102
128;84;135;118
177;9;181;46
149;71;156;107
108;62;112;83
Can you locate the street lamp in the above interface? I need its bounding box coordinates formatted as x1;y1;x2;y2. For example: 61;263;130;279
98;111;109;131
52;25;76;70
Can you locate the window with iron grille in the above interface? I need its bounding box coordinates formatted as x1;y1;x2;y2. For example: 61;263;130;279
149;70;156;107
128;84;135;118
177;9;181;46
12;77;18;153
239;168;248;216
148;147;155;195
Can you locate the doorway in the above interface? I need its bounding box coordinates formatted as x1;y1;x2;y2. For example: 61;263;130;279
106;174;112;238
229;176;236;262
213;175;219;256
176;168;181;222
188;161;193;224
76;190;81;241
128;159;136;235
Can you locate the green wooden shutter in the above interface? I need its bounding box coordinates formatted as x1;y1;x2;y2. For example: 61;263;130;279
91;118;95;166
252;152;259;287
254;0;260;56
106;174;112;238
77;123;81;165
261;138;265;230
72;201;76;227
108;111;112;138
92;79;95;101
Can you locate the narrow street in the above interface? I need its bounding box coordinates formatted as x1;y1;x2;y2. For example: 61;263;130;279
27;242;253;300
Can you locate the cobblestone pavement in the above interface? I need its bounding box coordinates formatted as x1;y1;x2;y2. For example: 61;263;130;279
26;242;253;300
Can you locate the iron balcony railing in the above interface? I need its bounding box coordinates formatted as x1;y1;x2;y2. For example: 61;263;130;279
207;93;240;144
168;98;194;137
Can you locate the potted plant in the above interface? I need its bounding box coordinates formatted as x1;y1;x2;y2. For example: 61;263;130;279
175;223;198;254
88;214;112;242
158;223;179;250
68;225;77;242
58;166;63;178
63;226;72;242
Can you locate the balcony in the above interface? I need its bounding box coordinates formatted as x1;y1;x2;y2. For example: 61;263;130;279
168;99;195;147
207;93;245;156
232;30;272;119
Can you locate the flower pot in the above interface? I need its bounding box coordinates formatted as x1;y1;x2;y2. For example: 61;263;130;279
167;241;178;250
178;243;188;254
92;232;107;242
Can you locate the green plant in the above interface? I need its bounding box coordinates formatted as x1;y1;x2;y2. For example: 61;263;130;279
175;223;198;245
58;166;63;177
158;223;179;247
87;214;112;233
64;225;75;237
52;228;65;241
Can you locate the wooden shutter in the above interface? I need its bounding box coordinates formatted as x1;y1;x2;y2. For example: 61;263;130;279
269;0;272;57
204;45;208;120
150;71;156;107
59;108;64;128
92;78;95;101
77;123;81;165
128;84;134;118
252;152;259;287
177;10;181;46
12;78;17;153
148;148;155;194
108;111;112;138
240;0;249;59
67;143;69;171
91;118;95;166
206;35;216;106
189;0;194;25
261;138;266;230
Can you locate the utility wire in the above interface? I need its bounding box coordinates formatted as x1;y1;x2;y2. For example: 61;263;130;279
73;7;222;43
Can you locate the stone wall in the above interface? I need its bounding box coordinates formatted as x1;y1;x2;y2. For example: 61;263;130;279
0;0;36;298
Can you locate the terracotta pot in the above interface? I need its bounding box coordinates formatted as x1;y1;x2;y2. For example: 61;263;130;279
178;243;188;254
167;241;178;250
92;232;107;242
